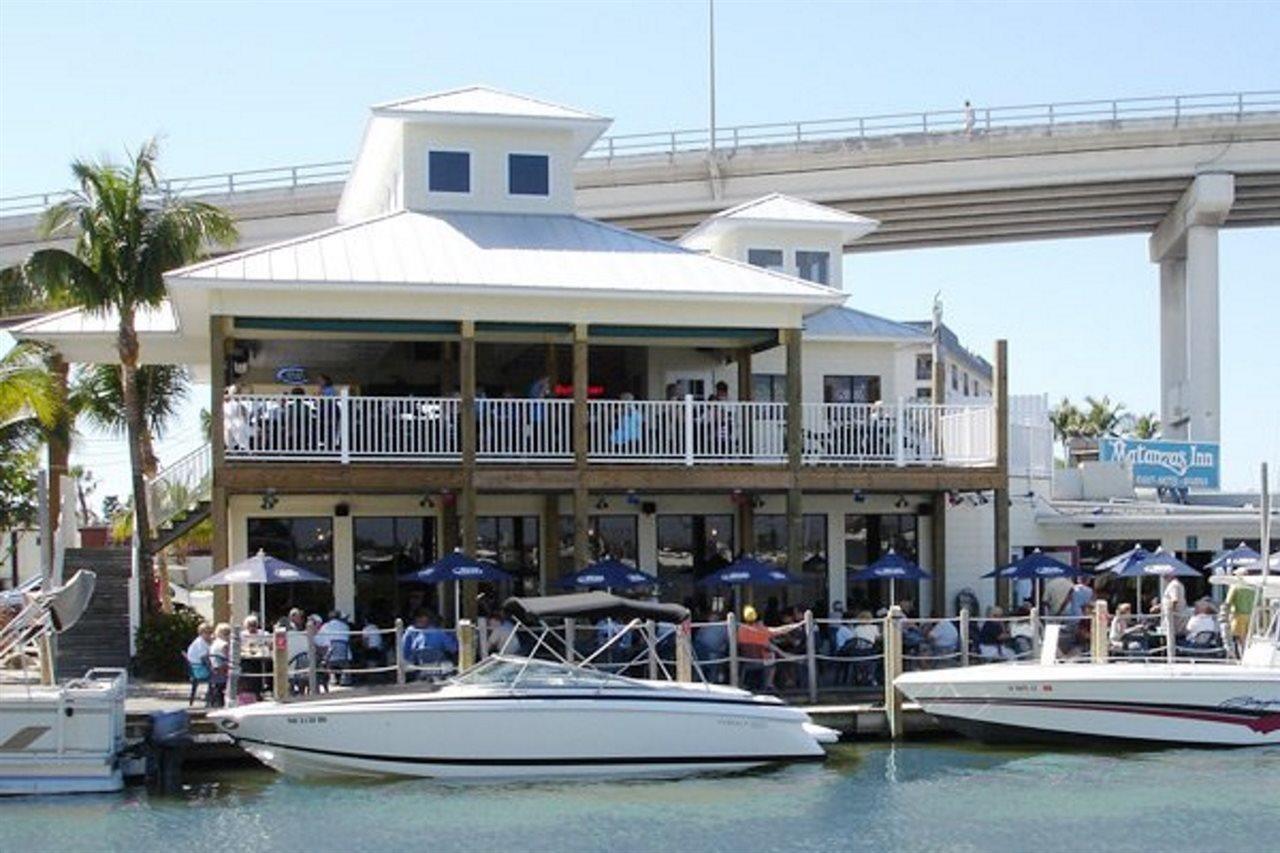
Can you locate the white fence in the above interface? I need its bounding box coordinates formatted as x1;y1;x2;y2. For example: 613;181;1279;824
224;394;996;467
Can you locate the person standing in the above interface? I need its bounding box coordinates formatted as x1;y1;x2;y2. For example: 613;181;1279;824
963;100;976;136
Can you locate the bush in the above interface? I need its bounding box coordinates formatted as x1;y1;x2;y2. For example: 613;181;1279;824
135;609;205;680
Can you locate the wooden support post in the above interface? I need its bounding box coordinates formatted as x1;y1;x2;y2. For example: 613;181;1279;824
394;618;406;685
572;324;590;570
564;617;577;663
457;620;476;672
539;493;559;594
675;621;693;682
210;316;231;623
271;626;288;702
726;611;740;687
993;340;1010;592
884;606;904;739
784;329;804;575
227;631;240;707
931;491;947;618
804;609;818;702
959;608;971;666
737;345;753;458
45;352;69;571
1092;600;1110;663
211;486;230;623
460;322;477;558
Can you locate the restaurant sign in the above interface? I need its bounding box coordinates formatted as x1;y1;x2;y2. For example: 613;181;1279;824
1099;437;1220;489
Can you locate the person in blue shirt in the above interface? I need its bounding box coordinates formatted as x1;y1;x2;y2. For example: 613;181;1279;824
402;609;458;667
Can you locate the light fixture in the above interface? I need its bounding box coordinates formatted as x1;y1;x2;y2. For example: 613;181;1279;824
595;497;609;510
625;490;640;506
851;490;866;504
260;489;279;510
419;493;435;508
894;495;909;509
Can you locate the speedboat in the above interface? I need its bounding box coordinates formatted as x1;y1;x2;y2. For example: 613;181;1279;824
211;593;837;780
1;571;129;795
896;576;1280;748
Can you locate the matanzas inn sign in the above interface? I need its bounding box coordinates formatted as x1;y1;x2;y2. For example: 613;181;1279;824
1099;437;1221;489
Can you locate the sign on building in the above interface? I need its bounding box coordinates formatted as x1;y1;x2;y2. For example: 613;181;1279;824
1099;437;1220;489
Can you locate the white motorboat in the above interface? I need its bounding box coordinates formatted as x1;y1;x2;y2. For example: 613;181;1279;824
211;593;838;780
1;571;129;795
898;468;1280;748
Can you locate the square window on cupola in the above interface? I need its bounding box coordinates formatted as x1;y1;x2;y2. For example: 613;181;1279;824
428;150;470;193
508;153;550;196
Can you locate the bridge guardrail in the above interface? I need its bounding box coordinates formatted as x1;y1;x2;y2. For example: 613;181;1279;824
2;90;1278;216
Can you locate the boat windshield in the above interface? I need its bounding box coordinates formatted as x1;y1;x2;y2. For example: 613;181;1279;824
452;656;636;689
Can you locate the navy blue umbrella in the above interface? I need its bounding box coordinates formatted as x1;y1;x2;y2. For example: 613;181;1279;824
399;549;512;623
697;556;800;588
1093;545;1155;576
1206;543;1261;573
557;558;659;591
199;549;330;620
982;550;1076;580
847;550;930;605
1113;549;1201;579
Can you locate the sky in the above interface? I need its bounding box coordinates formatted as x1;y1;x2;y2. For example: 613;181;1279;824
1;0;1277;503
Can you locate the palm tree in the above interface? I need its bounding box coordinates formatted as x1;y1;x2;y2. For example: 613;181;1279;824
6;139;236;618
1080;395;1125;437
0;343;61;532
73;363;191;479
1130;412;1161;440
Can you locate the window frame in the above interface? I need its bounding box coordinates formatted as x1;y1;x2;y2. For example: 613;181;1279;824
746;247;786;272
794;249;831;285
822;374;883;404
427;148;472;195
506;151;552;198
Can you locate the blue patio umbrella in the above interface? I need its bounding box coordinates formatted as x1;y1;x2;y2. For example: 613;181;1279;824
697;556;801;614
398;549;512;623
557;558;659;592
1108;548;1200;609
982;549;1076;609
199;549;330;621
1206;543;1261;573
1093;544;1155;576
847;549;931;607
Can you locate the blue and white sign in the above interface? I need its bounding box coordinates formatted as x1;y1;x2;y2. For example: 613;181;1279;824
1099;437;1220;489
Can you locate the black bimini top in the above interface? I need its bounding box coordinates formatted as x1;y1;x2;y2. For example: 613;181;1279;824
503;592;689;624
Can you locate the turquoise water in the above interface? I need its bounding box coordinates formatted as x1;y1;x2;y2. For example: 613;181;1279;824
2;742;1277;852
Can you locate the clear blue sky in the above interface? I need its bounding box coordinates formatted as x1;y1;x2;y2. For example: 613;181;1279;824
1;0;1277;496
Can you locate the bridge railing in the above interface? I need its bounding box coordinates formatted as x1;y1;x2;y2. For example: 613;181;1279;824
2;90;1277;216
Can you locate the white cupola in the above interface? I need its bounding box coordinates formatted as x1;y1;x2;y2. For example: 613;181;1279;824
337;85;612;224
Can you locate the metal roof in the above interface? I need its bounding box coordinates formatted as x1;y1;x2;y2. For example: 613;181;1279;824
802;306;930;342
680;193;879;246
167;210;844;305
373;85;607;122
10;302;179;336
903;321;993;379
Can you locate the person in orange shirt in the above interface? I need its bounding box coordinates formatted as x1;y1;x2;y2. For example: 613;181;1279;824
737;605;779;691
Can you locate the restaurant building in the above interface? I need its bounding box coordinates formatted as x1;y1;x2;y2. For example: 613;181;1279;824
14;87;1011;623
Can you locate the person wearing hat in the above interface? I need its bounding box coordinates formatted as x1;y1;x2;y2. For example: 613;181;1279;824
737;605;779;691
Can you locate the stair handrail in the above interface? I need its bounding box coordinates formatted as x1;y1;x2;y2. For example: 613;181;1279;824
146;443;212;530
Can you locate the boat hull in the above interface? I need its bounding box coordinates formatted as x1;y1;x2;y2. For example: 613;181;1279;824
213;685;832;780
896;663;1280;747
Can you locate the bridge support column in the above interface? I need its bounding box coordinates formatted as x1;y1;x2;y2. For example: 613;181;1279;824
1148;173;1233;442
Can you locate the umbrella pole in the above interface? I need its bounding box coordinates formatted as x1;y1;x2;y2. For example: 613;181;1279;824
260;582;266;622
1136;576;1143;611
454;580;461;626
889;579;897;610
733;586;742;618
1034;579;1041;614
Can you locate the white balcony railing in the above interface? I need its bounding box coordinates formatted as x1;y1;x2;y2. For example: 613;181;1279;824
223;394;996;467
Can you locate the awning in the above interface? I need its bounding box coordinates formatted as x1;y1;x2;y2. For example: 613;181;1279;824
503;591;689;623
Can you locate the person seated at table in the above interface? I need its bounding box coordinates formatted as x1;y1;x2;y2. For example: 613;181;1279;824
361;618;385;664
925;617;960;662
737;606;778;691
286;607;306;632
185;622;214;701
1009;606;1036;656
240;614;267;650
1108;602;1135;646
486;609;518;655
977;606;1013;660
1183;600;1220;642
402;609;458;671
208;623;232;706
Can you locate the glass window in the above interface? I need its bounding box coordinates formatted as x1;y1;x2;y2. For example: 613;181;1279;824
823;374;881;404
746;249;784;271
558;515;640;574
476;516;538;596
950;364;959;391
915;387;932;400
508;153;550;196
246;517;333;620
656;514;734;606
353;516;435;624
963;373;971;396
428;150;470;193
795;251;830;284
752;514;828;608
752;373;787;403
916;353;932;381
844;513;918;612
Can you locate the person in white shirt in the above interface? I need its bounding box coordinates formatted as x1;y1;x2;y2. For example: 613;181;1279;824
851;612;880;645
1109;602;1135;646
926;618;960;655
209;623;232;667
317;611;352;660
1162;577;1189;634
1183;600;1219;640
361;620;383;651
185;622;212;672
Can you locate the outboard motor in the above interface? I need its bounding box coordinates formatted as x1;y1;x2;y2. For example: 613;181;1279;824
146;710;191;792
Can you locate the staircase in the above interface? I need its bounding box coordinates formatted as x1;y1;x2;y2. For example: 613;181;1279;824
147;443;212;551
55;547;132;675
153;501;211;552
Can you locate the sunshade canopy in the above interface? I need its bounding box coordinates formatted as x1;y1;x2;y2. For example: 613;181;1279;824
1093;545;1155;576
696;556;801;587
503;592;689;623
398;549;512;583
556;558;659;590
848;550;931;582
199;549;329;587
982;550;1075;580
1206;543;1261;571
1113;549;1202;579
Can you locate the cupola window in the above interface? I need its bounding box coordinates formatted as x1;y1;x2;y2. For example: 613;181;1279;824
428;150;470;193
508;153;550;196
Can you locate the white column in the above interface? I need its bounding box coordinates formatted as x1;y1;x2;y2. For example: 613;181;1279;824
332;512;355;617
1158;258;1188;439
1184;224;1221;442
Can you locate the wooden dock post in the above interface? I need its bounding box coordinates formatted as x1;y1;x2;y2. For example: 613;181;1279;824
884;606;904;740
394;618;406;685
271;626;288;702
804;609;818;702
959;608;971;666
564;617;577;663
457;619;476;672
1092;600;1109;663
306;632;318;695
675;621;693;682
726;612;740;687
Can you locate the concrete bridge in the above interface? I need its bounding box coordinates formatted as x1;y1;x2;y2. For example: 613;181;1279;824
3;90;1279;444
